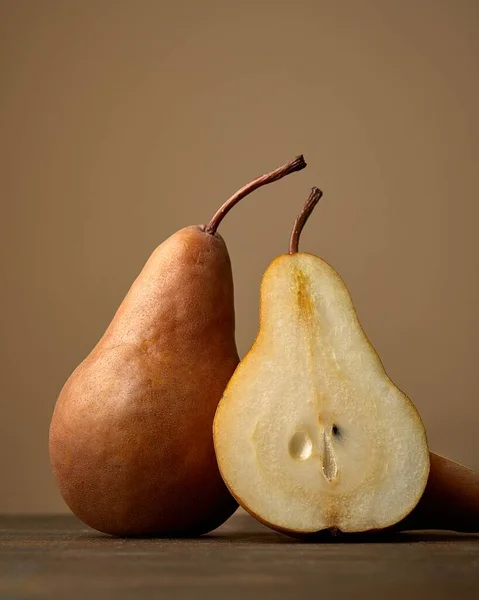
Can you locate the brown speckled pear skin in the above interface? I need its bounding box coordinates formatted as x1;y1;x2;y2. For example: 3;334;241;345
50;226;239;536
49;155;307;537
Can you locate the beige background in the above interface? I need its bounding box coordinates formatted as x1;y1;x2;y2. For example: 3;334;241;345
1;0;478;514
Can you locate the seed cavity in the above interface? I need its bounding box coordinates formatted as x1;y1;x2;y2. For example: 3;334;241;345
289;431;313;461
332;424;340;438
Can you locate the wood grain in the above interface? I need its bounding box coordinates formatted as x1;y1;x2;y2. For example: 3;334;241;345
1;510;478;599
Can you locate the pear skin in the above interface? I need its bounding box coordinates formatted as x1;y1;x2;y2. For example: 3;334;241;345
49;156;306;537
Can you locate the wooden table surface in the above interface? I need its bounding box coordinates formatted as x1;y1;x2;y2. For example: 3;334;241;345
1;510;478;599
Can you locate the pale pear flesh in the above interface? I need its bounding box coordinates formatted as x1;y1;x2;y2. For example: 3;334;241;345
214;252;430;534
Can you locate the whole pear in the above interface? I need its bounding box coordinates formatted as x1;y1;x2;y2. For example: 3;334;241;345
49;155;306;537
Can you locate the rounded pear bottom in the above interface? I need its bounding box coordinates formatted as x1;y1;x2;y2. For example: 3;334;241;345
64;490;238;538
50;390;239;538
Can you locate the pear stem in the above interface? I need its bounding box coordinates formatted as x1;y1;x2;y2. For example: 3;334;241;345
204;155;307;235
288;187;323;254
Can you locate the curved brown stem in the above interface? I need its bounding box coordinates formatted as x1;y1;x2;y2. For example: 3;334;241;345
204;155;307;235
288;187;323;254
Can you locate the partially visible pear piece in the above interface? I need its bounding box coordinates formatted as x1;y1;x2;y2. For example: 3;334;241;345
49;155;306;537
214;188;430;536
397;452;479;532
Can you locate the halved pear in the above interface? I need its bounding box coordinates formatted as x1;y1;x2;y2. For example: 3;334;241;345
214;188;430;535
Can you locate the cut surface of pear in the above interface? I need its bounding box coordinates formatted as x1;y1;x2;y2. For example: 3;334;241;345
214;210;429;535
